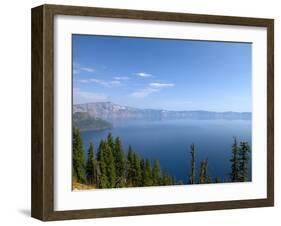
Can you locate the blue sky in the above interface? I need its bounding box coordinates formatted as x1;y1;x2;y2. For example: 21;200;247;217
73;35;252;112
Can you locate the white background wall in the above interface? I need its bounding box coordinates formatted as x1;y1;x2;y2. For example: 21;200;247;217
0;0;279;225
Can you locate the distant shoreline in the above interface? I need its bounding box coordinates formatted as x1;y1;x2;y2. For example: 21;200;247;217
73;102;252;122
74;101;252;114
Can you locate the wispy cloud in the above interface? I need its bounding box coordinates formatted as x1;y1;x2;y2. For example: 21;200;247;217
73;63;96;75
130;87;159;98
79;78;121;87
136;72;152;78
73;88;108;104
81;67;95;73
130;81;175;98
114;76;130;80
149;82;174;88
90;78;120;87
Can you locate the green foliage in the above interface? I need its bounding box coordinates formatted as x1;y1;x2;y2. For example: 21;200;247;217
230;137;240;182
107;149;116;188
72;128;86;183
113;137;126;187
107;133;114;152
143;158;153;186
187;138;251;185
189;144;196;184
229;138;251;182
73;112;112;131
162;174;173;186
97;140;116;188
140;159;145;185
86;143;98;185
238;141;251;182
104;143;116;188
126;146;134;186
199;160;208;184
152;160;162;186
73;128;251;189
127;146;134;163
132;152;142;187
97;140;109;188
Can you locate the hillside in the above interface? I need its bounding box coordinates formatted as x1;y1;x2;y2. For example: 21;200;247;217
73;102;252;121
73;111;112;131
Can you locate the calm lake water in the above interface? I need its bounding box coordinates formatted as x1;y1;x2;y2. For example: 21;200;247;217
81;119;252;184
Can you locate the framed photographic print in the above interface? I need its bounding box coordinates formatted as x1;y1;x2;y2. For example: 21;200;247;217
31;4;274;221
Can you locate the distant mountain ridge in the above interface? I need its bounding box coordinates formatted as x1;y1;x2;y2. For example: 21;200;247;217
73;102;251;121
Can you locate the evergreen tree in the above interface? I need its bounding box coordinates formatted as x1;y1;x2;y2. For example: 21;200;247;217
73;131;252;189
132;152;142;186
86;142;98;185
189;144;196;184
114;137;126;187
140;158;145;185
143;158;153;186
126;145;134;186
72;128;86;183
162;174;173;186
86;143;94;182
238;142;251;182
105;142;116;188
152;160;162;186
97;140;109;188
97;140;116;188
127;145;134;163
230;137;240;182
95;161;101;188
107;132;114;151
199;160;208;184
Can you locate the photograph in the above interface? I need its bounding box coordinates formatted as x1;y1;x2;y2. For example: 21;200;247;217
72;34;252;190
30;4;274;220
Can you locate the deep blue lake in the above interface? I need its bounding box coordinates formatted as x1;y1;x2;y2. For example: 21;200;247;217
81;119;252;184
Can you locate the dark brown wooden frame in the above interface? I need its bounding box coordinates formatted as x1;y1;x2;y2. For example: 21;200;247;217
31;4;274;221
